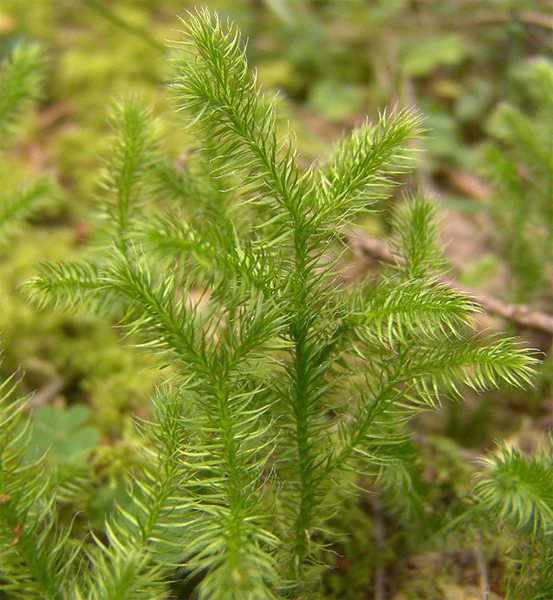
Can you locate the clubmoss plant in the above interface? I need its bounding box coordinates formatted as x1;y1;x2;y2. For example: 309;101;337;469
0;9;540;599
474;439;553;599
0;41;53;244
483;58;553;305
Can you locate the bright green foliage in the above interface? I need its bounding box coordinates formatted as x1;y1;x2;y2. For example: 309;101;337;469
0;178;53;244
0;41;45;147
98;98;159;252
476;443;553;539
0;369;81;599
475;441;553;599
1;9;539;600
483;58;553;303
0;42;53;244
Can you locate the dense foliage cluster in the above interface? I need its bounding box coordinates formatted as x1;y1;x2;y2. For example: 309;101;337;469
0;6;551;600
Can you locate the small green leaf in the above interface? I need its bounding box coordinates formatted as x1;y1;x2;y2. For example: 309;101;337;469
34;404;91;432
29;404;100;462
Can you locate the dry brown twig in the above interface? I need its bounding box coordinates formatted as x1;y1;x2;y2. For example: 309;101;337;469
345;227;553;337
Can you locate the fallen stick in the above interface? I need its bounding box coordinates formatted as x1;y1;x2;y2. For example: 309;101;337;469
345;227;553;337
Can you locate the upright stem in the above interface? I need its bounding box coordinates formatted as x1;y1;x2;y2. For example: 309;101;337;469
287;225;319;583
290;321;313;577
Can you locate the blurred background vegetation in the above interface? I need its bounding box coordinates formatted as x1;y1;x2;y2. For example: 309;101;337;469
0;1;552;598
